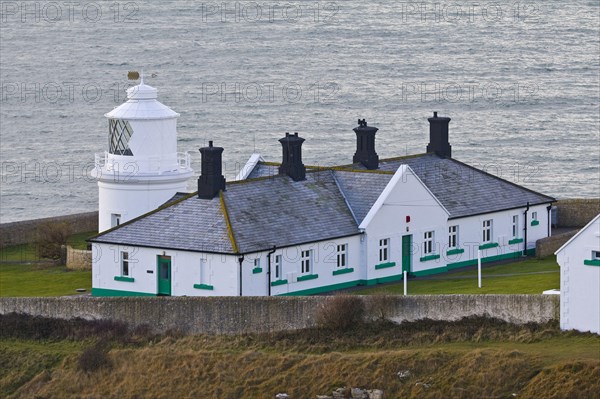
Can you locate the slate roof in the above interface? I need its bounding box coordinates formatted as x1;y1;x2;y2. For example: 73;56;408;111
349;154;554;219
92;170;360;254
92;153;554;254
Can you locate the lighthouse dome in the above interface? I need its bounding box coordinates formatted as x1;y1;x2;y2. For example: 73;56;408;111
105;81;179;120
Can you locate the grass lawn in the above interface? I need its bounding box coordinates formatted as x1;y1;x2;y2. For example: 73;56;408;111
0;231;95;297
0;263;92;297
354;256;560;295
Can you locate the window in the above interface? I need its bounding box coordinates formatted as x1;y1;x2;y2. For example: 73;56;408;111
108;119;134;155
274;255;282;279
111;213;121;228
379;239;389;263
254;258;261;269
336;244;347;268
593;251;600;260
423;231;434;255
512;215;519;238
448;225;458;248
482;220;492;243
199;258;207;283
532;211;538;221
121;251;129;276
301;250;312;274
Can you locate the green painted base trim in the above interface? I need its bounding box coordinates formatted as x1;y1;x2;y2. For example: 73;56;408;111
271;279;288;286
252;267;262;274
419;254;441;262
365;273;404;286
446;248;465;256
92;288;155;297
479;242;499;250
297;274;318;282
508;238;524;244
374;262;396;270
333;267;354;276
525;248;536;256
584;259;600;266
113;276;134;282
281;280;365;296
531;220;540;226
411;266;448;277
193;283;214;290
447;250;524;270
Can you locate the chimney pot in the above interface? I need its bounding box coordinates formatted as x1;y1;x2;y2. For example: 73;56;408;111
278;132;306;181
198;141;226;199
353;119;379;169
426;113;452;158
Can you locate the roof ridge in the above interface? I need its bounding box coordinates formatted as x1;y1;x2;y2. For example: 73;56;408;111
220;191;239;253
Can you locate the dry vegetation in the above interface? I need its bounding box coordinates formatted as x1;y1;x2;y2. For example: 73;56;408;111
1;313;599;399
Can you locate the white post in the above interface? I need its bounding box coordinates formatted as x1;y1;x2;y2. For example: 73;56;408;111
403;270;407;296
477;249;482;288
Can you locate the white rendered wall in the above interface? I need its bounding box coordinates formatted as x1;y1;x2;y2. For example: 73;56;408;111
362;165;449;280
557;217;600;334
92;243;239;296
97;178;189;232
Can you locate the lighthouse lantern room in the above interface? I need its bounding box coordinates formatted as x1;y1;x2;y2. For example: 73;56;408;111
94;75;193;232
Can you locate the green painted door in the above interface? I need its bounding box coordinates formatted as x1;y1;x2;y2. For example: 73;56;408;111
402;235;412;274
157;256;171;296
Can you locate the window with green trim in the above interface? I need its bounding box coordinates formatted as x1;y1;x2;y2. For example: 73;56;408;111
336;244;347;268
482;219;493;243
379;238;389;263
531;211;538;221
121;251;129;277
423;231;434;255
301;250;312;274
274;254;282;279
199;258;208;284
512;215;519;238
448;225;458;249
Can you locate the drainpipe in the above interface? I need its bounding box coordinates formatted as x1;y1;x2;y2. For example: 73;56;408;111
523;202;530;257
546;204;552;237
266;246;277;296
237;255;245;296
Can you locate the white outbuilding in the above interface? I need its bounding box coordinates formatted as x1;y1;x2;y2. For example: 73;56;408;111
555;214;600;334
93;77;193;232
90;112;556;297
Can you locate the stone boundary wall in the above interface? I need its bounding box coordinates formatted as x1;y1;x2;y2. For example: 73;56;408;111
65;245;92;270
555;198;600;228
0;211;98;248
536;230;579;258
0;295;559;335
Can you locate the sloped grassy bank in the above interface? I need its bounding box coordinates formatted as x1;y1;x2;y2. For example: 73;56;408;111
1;313;598;399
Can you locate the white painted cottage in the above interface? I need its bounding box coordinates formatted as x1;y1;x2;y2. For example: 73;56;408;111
90;113;555;297
555;214;600;334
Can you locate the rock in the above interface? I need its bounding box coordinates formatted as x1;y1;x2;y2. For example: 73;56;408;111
351;387;367;399
332;388;346;399
397;370;411;380
276;394;290;399
316;396;333;399
367;389;384;399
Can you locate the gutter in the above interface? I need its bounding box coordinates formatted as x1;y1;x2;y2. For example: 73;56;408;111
266;246;277;296
237;255;245;296
523;202;530;256
547;204;552;237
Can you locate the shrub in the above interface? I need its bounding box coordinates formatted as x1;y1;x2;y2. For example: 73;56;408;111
315;295;366;331
35;221;71;260
77;340;112;373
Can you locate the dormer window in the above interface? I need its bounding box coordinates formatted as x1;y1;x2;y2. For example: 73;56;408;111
108;119;134;155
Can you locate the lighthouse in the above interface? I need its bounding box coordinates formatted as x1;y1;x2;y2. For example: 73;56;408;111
94;76;193;232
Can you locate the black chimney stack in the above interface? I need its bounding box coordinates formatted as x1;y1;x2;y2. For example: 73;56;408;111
278;132;306;181
197;141;226;199
426;111;452;158
353;119;379;170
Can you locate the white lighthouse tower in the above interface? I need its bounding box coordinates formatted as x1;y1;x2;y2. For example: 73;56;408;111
94;76;193;232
